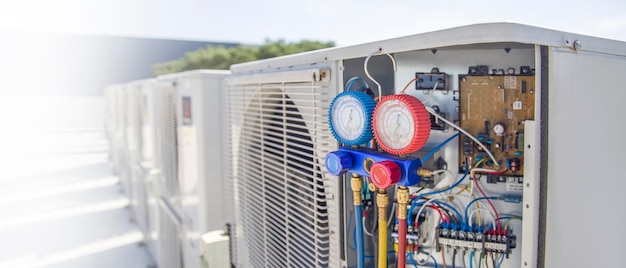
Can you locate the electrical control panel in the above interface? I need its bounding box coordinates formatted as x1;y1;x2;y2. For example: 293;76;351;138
458;74;536;176
333;46;536;268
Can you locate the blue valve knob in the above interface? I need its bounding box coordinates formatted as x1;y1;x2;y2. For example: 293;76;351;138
325;151;353;176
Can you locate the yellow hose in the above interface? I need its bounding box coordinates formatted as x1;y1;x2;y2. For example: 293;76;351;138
378;219;387;268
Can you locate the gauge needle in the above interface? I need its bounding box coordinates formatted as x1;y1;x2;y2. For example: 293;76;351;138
393;114;401;136
345;109;354;131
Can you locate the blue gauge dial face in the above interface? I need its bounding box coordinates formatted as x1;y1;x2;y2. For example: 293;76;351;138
331;95;366;141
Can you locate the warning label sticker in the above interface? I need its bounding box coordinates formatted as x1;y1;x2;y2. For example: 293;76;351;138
506;183;523;192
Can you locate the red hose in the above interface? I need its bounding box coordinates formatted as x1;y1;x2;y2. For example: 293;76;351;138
398;218;407;268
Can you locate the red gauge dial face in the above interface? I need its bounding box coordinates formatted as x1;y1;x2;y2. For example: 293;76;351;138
372;94;431;155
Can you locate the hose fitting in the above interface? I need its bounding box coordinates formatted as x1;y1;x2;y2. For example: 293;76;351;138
351;174;363;205
376;190;389;222
396;186;410;220
417;167;433;177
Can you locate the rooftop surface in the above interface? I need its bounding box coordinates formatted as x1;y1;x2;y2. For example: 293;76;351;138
0;129;153;268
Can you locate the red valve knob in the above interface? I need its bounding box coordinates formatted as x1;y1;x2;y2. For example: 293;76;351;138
370;160;401;189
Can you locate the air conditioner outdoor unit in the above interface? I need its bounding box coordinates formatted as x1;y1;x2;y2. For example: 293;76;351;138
137;78;164;260
152;76;185;268
104;84;124;175
126;79;153;253
225;23;626;268
170;70;230;268
151;70;231;268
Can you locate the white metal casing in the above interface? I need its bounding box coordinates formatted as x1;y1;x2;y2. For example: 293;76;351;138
161;70;230;268
137;79;165;260
127;79;155;249
152;77;185;268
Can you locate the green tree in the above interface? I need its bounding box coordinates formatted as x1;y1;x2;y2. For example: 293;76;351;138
152;39;334;75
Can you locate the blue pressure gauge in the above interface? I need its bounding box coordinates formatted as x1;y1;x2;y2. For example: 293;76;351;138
328;91;376;146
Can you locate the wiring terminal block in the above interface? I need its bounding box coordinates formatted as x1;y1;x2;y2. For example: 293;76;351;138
435;225;517;258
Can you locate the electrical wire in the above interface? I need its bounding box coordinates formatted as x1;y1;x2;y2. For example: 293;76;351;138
425;106;499;167
470;251;474;268
484;254;488;268
432;201;462;223
363;219;375;236
416;162;468;199
420;80;440;106
430;253;439;268
422;132;461;162
464;197;499;227
401;77;418;93
467;208;496;228
408;252;419;268
455;183;483;226
452;249;457;268
473;176;502;231
442;247;447;268
410;199;446;227
364;49;397;99
504;217;522;230
409;198;463;226
496;253;505;268
388;202;397;228
400;77;439;105
408;163;468;226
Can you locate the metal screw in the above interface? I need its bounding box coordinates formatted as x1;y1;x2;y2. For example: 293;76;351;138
573;40;582;50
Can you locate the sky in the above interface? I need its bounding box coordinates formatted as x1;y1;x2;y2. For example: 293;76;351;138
1;0;626;46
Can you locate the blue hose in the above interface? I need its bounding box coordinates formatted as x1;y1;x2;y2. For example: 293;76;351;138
355;204;365;268
422;132;460;162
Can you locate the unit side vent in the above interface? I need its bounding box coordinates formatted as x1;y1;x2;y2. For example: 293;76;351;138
159;87;180;198
226;69;338;267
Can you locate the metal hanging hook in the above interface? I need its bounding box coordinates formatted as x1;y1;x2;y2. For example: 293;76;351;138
364;48;397;99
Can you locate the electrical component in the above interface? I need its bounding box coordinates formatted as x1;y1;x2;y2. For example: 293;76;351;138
436;226;517;258
493;123;505;136
415;68;447;90
372;94;431;155
428;105;447;131
458;74;535;175
468;65;490;75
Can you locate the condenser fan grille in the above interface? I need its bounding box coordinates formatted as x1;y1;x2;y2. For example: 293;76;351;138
226;70;336;268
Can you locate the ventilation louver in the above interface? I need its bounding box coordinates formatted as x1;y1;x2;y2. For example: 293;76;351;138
226;68;342;267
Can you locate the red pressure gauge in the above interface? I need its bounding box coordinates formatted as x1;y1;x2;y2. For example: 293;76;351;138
372;94;431;155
